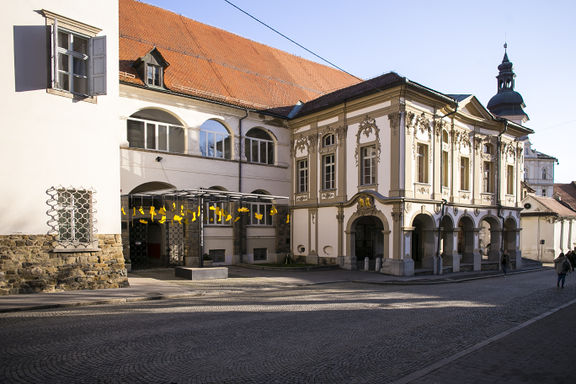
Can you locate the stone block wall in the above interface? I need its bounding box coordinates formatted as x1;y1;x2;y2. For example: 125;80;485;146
0;234;129;295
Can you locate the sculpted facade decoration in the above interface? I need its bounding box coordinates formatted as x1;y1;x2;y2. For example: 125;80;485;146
354;116;381;165
406;111;431;136
454;130;471;154
356;194;378;216
291;135;310;157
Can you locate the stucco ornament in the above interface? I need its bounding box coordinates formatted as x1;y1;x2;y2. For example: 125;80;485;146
354;116;381;165
356;194;377;216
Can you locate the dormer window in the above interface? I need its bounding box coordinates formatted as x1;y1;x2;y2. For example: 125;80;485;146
146;64;162;87
133;47;169;89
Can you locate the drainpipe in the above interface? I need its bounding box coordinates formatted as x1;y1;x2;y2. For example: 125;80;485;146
238;109;248;263
497;120;509;266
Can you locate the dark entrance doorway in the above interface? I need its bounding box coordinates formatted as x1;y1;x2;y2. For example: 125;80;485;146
353;216;383;270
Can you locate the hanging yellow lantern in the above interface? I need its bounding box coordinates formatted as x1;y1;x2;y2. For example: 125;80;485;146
270;206;278;216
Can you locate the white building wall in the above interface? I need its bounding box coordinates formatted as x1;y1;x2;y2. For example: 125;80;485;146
317;207;339;260
1;0;120;235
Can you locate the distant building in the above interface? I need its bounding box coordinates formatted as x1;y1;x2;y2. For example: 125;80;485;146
520;195;576;262
523;141;558;197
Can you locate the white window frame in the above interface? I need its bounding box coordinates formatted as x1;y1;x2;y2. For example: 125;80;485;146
460;157;470;191
360;145;376;186
322;153;336;190
43;10;107;98
146;63;162;87
127;117;185;153
483;161;494;193
246;129;274;165
200;123;231;159
297;159;308;193
250;202;272;226
416;143;429;184
507;165;515;195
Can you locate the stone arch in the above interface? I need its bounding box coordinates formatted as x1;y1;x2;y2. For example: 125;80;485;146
410;213;436;270
129;181;176;194
479;215;502;263
345;209;390;271
457;215;476;268
439;214;456;267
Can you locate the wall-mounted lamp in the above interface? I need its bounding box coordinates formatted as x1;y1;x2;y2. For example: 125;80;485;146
155;156;163;162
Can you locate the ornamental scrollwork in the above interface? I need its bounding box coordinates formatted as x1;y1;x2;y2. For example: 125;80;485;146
406;111;431;137
354;115;381;165
292;135;310;156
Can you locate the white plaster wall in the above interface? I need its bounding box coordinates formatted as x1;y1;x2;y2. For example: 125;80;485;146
119;86;291;197
1;0;120;235
292;209;309;256
317;207;339;259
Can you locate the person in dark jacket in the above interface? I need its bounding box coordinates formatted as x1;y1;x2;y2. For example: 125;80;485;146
501;253;509;275
566;250;576;272
554;253;572;288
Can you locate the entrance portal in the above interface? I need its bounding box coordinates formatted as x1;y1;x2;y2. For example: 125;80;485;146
353;216;383;270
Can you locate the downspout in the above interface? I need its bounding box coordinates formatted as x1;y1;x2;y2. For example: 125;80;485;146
497;120;509;264
238;109;248;263
434;103;458;274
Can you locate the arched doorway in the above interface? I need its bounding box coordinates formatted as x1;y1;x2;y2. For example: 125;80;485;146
458;216;475;269
411;214;435;270
479;216;501;264
352;216;384;270
130;220;164;269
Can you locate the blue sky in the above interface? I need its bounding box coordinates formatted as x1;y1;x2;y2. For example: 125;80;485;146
144;0;576;183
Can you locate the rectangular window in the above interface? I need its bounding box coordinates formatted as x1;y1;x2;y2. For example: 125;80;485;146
254;248;267;261
297;159;308;193
53;188;95;249
360;145;376;185
250;203;272;226
127;118;185;153
47;14;107;96
442;150;449;187
417;144;429;183
146;64;162;87
460;157;470;190
246;137;274;164
205;201;230;225
483;161;494;193
507;165;514;195
209;249;226;263
322;154;335;190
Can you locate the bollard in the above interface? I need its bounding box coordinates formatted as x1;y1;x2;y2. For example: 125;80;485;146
364;257;370;271
375;257;382;272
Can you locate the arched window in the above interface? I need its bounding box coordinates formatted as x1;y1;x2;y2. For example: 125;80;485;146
127;109;185;153
249;189;272;226
199;120;231;159
442;130;449;144
245;128;274;164
323;133;335;147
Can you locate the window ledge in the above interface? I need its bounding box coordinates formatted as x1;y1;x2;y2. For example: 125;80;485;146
52;247;100;253
47;88;97;103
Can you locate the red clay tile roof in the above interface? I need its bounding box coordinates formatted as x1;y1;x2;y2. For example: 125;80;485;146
119;0;361;113
554;182;576;211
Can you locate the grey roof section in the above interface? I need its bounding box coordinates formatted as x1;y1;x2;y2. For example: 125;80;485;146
447;94;473;102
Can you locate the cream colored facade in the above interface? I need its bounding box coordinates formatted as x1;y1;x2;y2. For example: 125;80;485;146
290;84;530;276
520;195;576;262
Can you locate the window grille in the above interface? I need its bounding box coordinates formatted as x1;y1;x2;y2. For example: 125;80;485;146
46;186;97;250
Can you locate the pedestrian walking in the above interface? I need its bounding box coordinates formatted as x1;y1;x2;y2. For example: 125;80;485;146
566;250;576;272
554;253;572;288
501;253;508;275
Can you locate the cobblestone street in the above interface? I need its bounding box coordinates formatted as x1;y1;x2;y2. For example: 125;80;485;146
1;269;574;383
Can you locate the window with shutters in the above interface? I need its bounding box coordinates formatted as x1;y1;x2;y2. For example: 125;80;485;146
41;10;107;99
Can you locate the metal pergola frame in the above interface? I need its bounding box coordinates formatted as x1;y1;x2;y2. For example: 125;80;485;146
122;188;289;267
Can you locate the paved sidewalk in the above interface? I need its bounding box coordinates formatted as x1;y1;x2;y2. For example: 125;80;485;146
0;265;546;313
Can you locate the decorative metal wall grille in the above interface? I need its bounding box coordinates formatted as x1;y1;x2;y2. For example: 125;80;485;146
46;186;97;249
166;221;184;266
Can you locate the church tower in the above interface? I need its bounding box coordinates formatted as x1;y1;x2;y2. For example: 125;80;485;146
487;44;529;124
